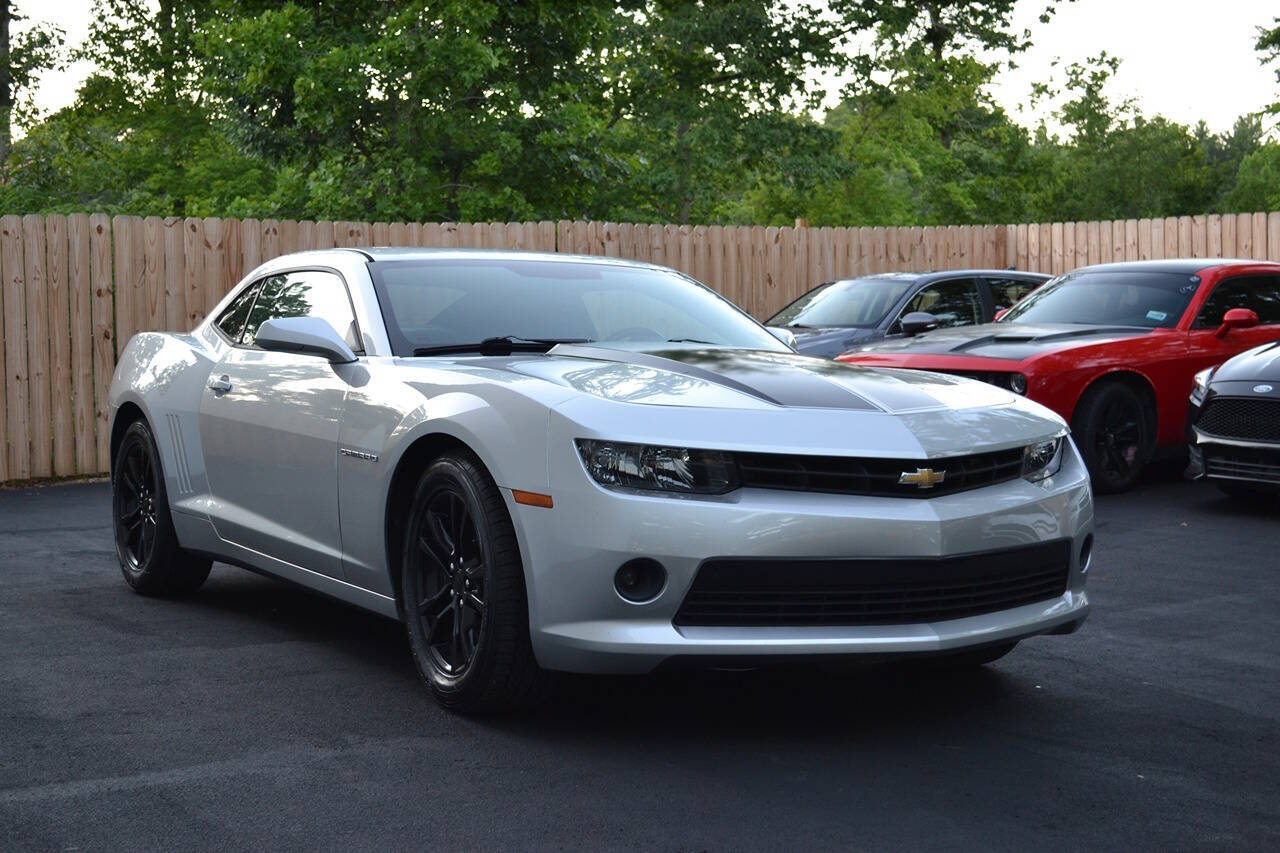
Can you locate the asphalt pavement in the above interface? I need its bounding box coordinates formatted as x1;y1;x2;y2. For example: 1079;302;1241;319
1;470;1277;851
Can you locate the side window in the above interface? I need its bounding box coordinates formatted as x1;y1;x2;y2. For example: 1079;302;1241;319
987;277;1039;311
213;280;263;343
242;271;362;351
1196;276;1280;328
899;279;983;329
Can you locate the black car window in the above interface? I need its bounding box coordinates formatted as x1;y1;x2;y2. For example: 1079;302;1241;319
767;277;915;328
213;279;263;343
1196;275;1280;327
897;279;983;329
987;276;1042;311
241;271;362;351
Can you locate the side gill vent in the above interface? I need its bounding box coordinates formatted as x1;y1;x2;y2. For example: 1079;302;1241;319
166;413;194;495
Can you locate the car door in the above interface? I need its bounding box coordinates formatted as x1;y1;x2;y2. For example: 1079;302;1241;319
1187;274;1280;374
199;269;364;579
888;278;985;334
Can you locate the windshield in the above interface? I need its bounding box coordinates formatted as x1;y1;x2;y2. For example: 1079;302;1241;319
999;270;1202;328
369;258;788;355
767;277;915;328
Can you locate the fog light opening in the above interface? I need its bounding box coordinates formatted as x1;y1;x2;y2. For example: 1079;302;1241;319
614;558;667;603
1079;534;1093;572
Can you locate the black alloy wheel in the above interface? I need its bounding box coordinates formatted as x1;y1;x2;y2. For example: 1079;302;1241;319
412;489;486;676
1073;382;1150;494
400;451;547;713
115;435;160;571
111;419;211;595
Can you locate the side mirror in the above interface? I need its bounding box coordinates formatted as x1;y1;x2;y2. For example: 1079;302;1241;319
767;326;797;349
900;311;940;337
1213;307;1259;339
994;307;1010;321
255;317;357;364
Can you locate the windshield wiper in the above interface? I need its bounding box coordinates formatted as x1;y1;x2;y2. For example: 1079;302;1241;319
412;336;593;357
665;337;720;345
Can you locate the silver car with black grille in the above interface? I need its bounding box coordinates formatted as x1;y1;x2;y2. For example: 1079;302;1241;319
108;249;1093;712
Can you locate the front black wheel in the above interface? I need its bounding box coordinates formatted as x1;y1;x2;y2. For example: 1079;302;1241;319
112;419;211;595
1073;382;1150;494
401;451;547;713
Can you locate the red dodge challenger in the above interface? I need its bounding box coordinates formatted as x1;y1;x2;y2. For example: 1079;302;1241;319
838;260;1280;492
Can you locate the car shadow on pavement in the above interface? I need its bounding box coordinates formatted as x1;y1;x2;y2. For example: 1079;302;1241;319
182;567;1040;740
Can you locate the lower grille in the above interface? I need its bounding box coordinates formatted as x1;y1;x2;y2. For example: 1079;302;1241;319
735;446;1025;499
1204;444;1280;485
1196;397;1280;442
674;540;1072;628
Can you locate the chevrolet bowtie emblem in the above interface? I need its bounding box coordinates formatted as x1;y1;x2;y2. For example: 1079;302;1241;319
899;467;946;489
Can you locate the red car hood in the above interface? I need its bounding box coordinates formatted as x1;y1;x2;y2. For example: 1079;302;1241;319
839;322;1156;364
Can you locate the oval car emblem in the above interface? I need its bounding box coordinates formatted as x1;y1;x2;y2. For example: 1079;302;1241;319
1254;384;1274;393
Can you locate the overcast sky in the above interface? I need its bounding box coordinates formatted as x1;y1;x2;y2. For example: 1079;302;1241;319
18;0;1280;136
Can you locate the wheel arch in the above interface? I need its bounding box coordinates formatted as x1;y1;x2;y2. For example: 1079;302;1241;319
384;432;485;615
109;399;150;473
1070;369;1159;452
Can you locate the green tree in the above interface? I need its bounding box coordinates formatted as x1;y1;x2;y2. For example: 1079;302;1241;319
0;2;64;165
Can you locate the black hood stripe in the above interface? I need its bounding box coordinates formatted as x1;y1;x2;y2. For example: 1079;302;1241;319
550;344;881;410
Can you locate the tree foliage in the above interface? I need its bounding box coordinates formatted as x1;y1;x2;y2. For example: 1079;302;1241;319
1;1;1278;226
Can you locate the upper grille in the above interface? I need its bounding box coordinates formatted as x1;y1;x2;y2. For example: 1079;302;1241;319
673;540;1073;628
1196;397;1280;443
735;446;1024;499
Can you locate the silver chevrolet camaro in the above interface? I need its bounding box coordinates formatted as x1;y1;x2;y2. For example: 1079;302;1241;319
108;248;1093;712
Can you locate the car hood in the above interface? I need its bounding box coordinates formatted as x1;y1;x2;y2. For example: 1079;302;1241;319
845;322;1155;362
1213;340;1280;382
787;326;879;358
509;344;1019;414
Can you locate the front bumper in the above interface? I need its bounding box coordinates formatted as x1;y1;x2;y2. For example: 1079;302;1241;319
509;438;1094;674
1186;391;1280;486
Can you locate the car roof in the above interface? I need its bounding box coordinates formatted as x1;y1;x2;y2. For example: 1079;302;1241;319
357;246;661;270
828;269;1050;286
1065;259;1280;275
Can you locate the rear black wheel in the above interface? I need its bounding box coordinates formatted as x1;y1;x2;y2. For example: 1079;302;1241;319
112;419;211;595
1072;382;1150;494
401;451;547;713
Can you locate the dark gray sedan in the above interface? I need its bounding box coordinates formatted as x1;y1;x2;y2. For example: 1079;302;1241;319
768;270;1050;358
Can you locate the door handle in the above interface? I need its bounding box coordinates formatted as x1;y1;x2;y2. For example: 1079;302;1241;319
207;375;232;395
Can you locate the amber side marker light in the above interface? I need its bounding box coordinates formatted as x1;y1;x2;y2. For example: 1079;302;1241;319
512;489;554;508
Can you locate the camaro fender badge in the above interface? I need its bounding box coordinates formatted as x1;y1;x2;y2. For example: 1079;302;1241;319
899;467;946;489
1253;384;1274;394
339;448;380;462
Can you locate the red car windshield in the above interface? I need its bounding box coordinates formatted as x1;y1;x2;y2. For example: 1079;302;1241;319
999;270;1201;329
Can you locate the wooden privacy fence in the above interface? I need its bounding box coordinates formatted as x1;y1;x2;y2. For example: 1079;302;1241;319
3;211;1280;484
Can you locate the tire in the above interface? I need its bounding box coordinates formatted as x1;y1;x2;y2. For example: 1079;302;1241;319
930;641;1018;669
400;451;548;713
1072;381;1151;494
1215;480;1279;499
111;419;212;596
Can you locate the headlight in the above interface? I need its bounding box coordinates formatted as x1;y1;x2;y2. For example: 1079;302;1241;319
1023;436;1064;482
1191;366;1215;404
1009;373;1028;395
576;440;739;495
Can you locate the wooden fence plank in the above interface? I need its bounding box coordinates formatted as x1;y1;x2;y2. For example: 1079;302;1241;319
67;214;95;475
1163;218;1178;260
89;213;114;471
240;218;261;278
200;217;228;319
1235;212;1252;258
1137;218;1152;260
1252;212;1267;260
163;218;186;332
2;217;29;479
1149;216;1164;260
142;216;165;334
112;216;142;354
45;214;74;476
1269;212;1280;261
23;215;52;478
